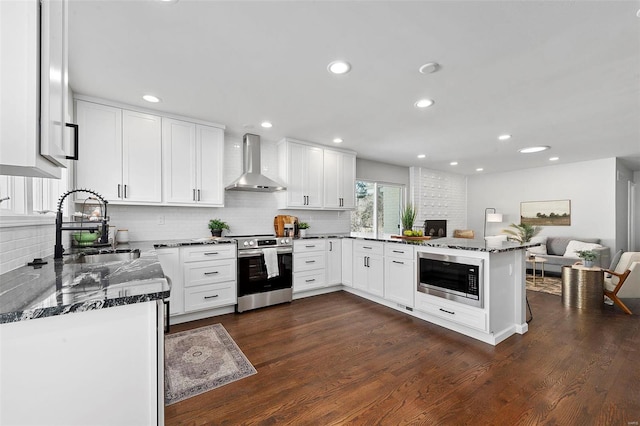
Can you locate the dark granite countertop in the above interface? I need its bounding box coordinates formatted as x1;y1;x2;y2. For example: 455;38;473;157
153;237;236;248
300;234;538;253
0;242;169;324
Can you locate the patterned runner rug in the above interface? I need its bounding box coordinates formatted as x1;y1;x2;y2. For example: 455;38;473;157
526;274;562;296
165;324;256;405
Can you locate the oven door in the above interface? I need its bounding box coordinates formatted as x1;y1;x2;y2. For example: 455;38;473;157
237;249;292;297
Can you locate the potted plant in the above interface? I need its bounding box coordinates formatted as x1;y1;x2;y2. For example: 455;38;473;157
401;204;417;235
502;223;541;244
576;250;597;268
208;219;229;237
298;222;310;238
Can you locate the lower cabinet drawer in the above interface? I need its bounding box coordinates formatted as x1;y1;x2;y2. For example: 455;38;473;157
293;270;326;292
184;259;236;287
184;281;236;312
293;251;326;272
416;295;487;331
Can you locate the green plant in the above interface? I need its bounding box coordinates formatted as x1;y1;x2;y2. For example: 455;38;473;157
401;204;417;230
502;223;541;243
576;250;597;261
298;222;310;230
208;219;230;231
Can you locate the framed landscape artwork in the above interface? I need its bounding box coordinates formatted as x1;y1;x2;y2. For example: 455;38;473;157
520;199;571;226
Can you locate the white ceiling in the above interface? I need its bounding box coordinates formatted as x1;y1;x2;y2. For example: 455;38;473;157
68;0;640;175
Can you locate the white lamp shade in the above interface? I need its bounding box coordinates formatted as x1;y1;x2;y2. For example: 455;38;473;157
486;213;503;223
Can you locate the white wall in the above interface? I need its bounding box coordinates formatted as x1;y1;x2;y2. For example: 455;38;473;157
634;170;640;251
107;135;350;242
467;158;617;249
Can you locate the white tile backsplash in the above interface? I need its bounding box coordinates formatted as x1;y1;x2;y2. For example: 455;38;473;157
0;221;55;275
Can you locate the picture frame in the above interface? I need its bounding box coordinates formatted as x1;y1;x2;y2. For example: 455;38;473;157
520;199;571;226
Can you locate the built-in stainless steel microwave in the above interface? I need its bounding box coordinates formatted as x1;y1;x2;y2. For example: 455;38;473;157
417;252;483;308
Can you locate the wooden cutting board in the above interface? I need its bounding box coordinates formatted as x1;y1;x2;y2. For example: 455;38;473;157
390;235;432;241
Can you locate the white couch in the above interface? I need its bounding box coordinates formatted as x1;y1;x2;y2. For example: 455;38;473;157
528;236;611;274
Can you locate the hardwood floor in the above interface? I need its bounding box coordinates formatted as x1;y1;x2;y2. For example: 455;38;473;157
165;291;640;425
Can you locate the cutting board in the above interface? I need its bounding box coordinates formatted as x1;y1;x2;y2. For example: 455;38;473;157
390;235;432;241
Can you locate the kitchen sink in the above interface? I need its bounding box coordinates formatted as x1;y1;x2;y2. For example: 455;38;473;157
72;249;141;264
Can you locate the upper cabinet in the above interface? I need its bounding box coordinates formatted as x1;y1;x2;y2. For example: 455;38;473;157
323;149;356;209
75;100;162;204
278;139;324;209
162;118;224;207
278;138;356;210
1;0;74;178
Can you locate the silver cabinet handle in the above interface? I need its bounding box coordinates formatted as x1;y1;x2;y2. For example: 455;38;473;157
305;245;316;248
204;271;219;275
392;260;404;264
204;294;219;300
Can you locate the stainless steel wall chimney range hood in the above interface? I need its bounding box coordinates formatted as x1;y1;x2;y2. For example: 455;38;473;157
225;133;286;192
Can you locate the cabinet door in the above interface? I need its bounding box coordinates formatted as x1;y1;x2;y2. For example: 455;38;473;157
122;110;162;203
39;0;70;167
384;258;414;307
285;142;307;207
341;239;353;287
75;100;122;200
326;239;342;285
340;153;356;209
156;247;184;316
196;125;224;206
353;253;368;291
323;150;340;208
162;118;197;204
305;145;324;208
367;255;385;297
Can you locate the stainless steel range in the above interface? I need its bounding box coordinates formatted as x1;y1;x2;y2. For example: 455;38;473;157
232;234;293;313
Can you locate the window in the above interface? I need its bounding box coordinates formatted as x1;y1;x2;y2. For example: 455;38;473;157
351;180;404;238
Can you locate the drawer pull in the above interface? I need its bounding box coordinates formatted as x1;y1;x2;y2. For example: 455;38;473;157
439;308;455;315
305;245;316;248
392;250;404;254
305;279;316;283
305;260;316;264
204;252;219;255
363;246;372;249
204;295;219;300
204;271;219;275
392;260;404;264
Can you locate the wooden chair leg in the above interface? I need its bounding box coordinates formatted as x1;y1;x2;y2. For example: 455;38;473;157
605;291;633;315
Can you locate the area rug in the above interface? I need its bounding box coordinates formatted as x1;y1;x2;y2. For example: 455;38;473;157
526;274;562;296
164;324;256;405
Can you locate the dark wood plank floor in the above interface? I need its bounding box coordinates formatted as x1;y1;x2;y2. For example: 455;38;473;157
165;290;640;425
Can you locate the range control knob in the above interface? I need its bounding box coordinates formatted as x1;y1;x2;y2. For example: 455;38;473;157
243;241;249;247
249;240;254;246
285;238;291;244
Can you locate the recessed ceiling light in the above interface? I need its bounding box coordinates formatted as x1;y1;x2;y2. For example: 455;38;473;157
498;134;512;141
327;60;351;75
549;157;559;161
450;161;458;166
418;62;440;74
417;154;426;159
414;99;434;108
476;168;484;172
333;138;343;144
518;146;550;154
260;121;273;128
143;95;161;103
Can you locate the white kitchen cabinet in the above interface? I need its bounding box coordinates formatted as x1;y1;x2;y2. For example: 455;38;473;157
0;0;72;178
326;238;342;285
323;149;356;209
384;243;415;307
341;238;353;287
0;301;164;425
353;240;384;297
75;100;162;203
156;247;184;316
293;239;326;292
415;293;487;331
278;139;324;208
162;118;224;206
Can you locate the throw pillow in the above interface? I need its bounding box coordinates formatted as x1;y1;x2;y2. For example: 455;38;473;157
528;236;547;255
563;240;603;258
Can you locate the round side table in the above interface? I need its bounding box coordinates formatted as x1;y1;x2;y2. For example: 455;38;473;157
561;265;604;310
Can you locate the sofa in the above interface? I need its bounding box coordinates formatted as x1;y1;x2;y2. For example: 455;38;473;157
528;236;611;275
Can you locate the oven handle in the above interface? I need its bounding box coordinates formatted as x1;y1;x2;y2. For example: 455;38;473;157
237;247;293;258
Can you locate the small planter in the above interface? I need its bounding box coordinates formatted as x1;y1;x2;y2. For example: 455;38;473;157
298;229;307;238
583;260;594;268
211;229;223;237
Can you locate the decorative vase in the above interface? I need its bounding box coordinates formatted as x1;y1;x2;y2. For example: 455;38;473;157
211;229;222;237
583;260;594;268
299;229;307;238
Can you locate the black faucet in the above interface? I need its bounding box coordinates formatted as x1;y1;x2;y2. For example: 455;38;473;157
54;189;109;259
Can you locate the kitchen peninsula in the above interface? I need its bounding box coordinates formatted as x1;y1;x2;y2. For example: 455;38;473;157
0;243;170;425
